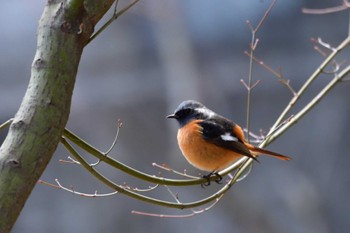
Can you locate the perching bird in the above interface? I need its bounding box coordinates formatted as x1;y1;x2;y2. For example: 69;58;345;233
167;100;291;175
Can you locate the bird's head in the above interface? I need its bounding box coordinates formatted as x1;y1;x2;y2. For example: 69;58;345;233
167;100;214;127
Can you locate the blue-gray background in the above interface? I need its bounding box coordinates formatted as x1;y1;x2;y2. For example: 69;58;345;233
1;1;349;233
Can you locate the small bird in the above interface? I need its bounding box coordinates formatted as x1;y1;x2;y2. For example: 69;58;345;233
167;100;290;177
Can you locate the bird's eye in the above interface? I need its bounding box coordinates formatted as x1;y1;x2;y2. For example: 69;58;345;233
177;108;192;118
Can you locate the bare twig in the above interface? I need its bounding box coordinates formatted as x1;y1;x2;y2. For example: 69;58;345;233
244;51;297;96
244;0;277;142
88;0;140;44
90;119;123;167
121;182;160;192
164;185;181;204
0;118;13;132
131;196;223;218
240;79;261;91
131;168;252;218
264;65;350;146
268;36;350;134
58;136;249;209
62;128;243;186
302;1;350;14
242;128;265;144
38;179;119;197
252;0;277;33
59;156;80;164
311;38;344;74
152;163;199;179
229;164;253;182
104;119;123;155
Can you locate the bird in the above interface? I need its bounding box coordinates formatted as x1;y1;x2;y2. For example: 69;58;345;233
167;100;291;182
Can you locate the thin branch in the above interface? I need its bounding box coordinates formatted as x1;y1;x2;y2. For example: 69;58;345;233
263;65;350;146
253;0;277;33
244;51;297;96
245;34;255;143
313;45;329;57
38;179;119;197
104;119;123;155
62;128;243;186
302;1;350;15
244;0;277;142
348;10;350;37
164;185;181;204
228;163;253;182
88;0;140;44
240;79;261;91
131;196;223;218
0;118;13;132
242;128;265;144
123;183;160;192
59;136;252;209
59;156;80;164
266;114;294;137
268;36;350;134
311;38;344;74
314;37;337;52
131;162;254;217
152;163;199;179
90;119;123;167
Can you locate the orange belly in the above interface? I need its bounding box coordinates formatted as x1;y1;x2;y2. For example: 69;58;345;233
177;120;243;172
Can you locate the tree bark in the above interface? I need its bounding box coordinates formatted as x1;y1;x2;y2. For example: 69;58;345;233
0;1;114;232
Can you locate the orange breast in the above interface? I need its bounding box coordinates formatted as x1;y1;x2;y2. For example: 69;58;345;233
177;120;244;172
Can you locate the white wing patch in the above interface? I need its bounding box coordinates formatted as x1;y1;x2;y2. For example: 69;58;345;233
220;132;238;142
195;107;215;118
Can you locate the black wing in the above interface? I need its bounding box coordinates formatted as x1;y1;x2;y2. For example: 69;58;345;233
198;118;255;159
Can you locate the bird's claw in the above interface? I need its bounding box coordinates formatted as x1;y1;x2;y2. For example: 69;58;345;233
201;172;222;188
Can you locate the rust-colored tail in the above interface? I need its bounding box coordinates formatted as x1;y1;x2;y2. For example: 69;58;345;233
245;144;291;161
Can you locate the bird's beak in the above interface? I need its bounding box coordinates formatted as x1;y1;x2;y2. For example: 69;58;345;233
166;114;177;119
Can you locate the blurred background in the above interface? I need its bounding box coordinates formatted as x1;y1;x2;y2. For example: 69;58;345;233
1;0;350;232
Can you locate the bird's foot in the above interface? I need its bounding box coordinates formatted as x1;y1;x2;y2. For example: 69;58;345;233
201;172;222;188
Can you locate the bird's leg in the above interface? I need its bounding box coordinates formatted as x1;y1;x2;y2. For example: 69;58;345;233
213;172;222;184
201;171;222;188
201;173;212;188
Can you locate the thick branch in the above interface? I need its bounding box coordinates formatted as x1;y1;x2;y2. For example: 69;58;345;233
0;1;114;232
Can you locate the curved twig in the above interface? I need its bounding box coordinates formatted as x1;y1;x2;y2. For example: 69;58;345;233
60;136;251;209
62;128;244;186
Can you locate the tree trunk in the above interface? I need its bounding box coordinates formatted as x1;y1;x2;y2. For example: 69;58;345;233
0;1;114;232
